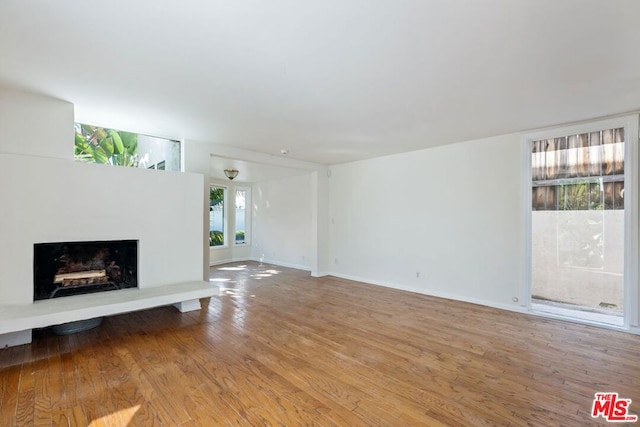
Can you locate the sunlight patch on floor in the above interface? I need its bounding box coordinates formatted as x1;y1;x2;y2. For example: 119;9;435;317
251;268;282;279
218;287;256;299
218;265;248;271
88;405;140;426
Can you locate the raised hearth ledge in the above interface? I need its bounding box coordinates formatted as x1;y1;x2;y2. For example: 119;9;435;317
0;281;219;338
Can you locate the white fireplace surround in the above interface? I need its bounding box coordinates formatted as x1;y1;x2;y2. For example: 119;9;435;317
0;87;216;347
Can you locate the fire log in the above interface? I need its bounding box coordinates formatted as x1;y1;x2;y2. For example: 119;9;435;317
53;269;107;284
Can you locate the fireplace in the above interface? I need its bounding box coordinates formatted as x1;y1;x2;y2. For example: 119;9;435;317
34;240;138;301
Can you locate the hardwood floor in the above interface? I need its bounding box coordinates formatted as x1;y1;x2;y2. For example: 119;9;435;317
1;261;638;426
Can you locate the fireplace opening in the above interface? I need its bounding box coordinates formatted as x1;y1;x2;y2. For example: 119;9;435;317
34;240;138;301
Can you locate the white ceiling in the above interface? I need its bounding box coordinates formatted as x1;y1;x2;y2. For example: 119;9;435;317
1;0;640;165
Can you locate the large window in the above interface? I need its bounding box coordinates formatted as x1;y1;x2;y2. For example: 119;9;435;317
210;186;226;247
526;116;638;329
74;123;181;171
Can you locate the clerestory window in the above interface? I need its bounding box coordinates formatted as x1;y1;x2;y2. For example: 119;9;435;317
74;123;181;171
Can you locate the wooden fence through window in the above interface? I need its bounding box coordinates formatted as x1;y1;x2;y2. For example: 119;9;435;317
531;128;625;211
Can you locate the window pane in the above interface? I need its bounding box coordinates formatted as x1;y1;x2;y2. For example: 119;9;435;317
137;135;180;171
74;123;180;170
531;127;624;325
235;190;246;244
210;186;225;246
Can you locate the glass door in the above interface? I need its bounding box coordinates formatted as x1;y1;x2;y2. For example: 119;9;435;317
530;127;625;326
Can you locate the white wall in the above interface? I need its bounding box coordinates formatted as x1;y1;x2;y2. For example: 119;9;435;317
252;174;313;270
0;88;204;306
329;133;526;310
182;139;213;279
0;86;74;159
310;170;331;276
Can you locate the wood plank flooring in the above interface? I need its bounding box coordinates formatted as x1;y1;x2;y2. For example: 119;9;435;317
1;261;639;426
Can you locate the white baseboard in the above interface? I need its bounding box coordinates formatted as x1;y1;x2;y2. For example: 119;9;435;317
328;271;640;334
249;257;312;272
0;330;32;349
311;271;330;278
328;271;525;314
209;257;252;267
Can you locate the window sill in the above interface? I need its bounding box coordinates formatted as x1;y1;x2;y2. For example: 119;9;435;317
209;245;229;250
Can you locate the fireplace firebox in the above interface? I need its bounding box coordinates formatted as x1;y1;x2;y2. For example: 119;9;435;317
34;240;138;301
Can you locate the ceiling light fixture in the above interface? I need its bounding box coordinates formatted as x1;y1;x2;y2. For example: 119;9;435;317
224;169;239;180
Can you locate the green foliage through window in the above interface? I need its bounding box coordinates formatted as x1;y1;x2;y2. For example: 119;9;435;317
210;231;224;246
210;186;225;246
74;124;139;166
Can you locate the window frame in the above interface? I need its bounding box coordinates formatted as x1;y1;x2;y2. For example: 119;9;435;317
523;115;639;331
209;184;229;249
233;186;251;246
74;122;181;171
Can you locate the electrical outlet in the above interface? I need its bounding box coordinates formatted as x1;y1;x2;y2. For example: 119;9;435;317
416;272;420;278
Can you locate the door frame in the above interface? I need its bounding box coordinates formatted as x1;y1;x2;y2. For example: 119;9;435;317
522;114;639;330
